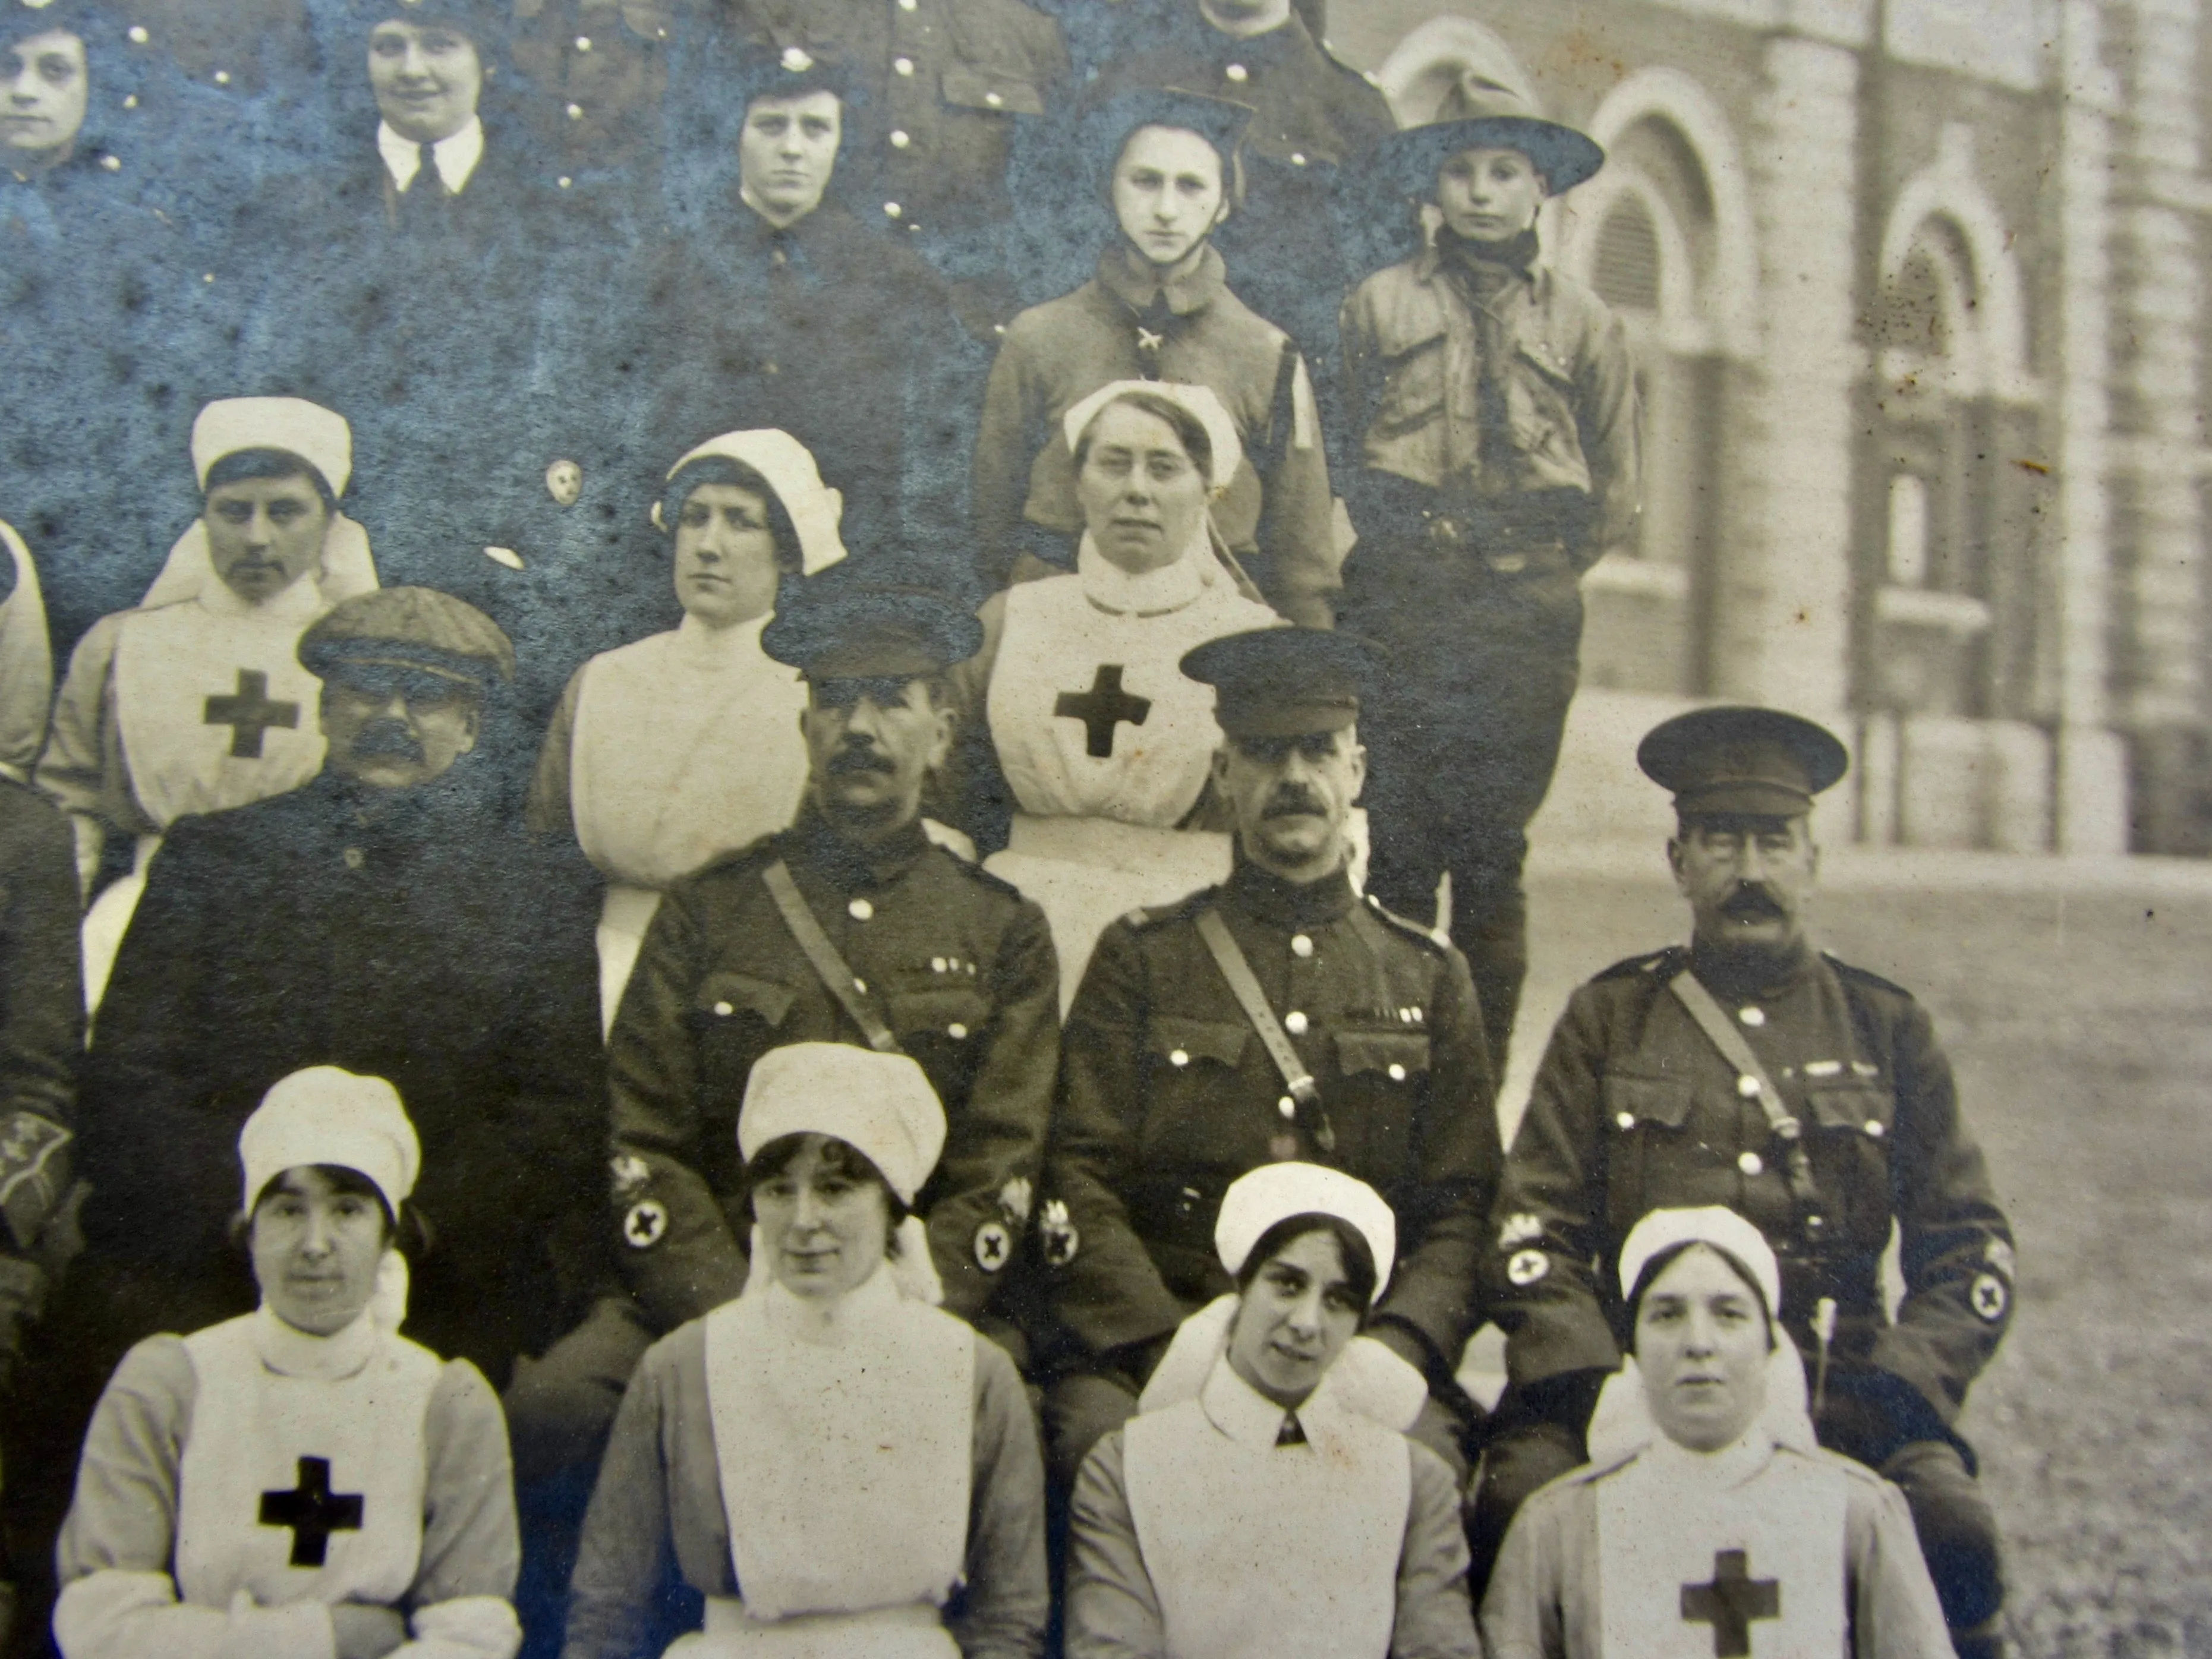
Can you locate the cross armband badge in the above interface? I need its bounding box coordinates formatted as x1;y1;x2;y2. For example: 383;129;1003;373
0;1111;70;1251
974;1219;1012;1272
623;1199;668;1250
1505;1248;1549;1287
1970;1271;2009;1323
1039;1198;1079;1269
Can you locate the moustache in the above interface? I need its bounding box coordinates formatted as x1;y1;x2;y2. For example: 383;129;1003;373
349;721;424;762
827;748;894;776
1720;884;1786;920
1263;789;1328;819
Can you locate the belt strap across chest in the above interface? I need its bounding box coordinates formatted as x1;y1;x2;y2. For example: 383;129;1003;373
761;859;902;1055
1668;970;1827;1242
1195;908;1334;1154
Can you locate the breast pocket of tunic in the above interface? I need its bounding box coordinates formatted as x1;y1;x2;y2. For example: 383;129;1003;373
1508;339;1592;488
691;972;793;1102
1801;1080;1896;1245
887;983;995;1095
1599;1071;1707;1238
1331;1030;1432;1177
1367;318;1450;442
1139;1017;1251;1159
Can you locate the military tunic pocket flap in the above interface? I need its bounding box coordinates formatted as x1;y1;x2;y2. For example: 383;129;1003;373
1151;1017;1249;1069
1515;336;1578;390
940;64;1046;116
1803;1080;1893;1137
887;985;992;1040
695;972;793;1026
1335;1031;1431;1079
1370;304;1449;364
1602;1071;1694;1129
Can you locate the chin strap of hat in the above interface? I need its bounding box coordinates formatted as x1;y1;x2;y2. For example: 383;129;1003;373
1668;970;1827;1247
1195;909;1333;1155
761;860;902;1056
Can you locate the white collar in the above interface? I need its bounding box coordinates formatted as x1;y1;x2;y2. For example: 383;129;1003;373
1075;521;1215;616
755;1258;905;1350
673;608;776;664
1198;1353;1312;1452
250;1302;380;1381
1641;1424;1779;1493
378;116;485;195
193;563;332;625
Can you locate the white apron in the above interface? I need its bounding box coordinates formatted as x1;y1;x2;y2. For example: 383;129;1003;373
1593;1434;1850;1659
85;576;333;1013
571;616;810;1028
174;1310;441;1614
982;543;1278;1001
682;1268;973;1659
1123;1358;1409;1659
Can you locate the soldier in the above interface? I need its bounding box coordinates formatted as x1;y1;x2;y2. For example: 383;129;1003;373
1038;626;1501;1488
1338;81;1638;1081
605;564;1060;1363
1471;707;2012;1659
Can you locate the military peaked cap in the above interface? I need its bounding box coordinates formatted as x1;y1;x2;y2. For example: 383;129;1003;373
1180;626;1383;739
299;586;517;689
1637;706;1849;818
761;562;982;679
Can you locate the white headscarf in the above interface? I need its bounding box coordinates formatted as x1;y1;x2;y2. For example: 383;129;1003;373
1060;379;1246;486
1138;1163;1428;1431
1586;1205;1817;1463
656;429;848;575
0;522;52;782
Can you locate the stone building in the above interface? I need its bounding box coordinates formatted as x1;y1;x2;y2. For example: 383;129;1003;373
1324;0;2202;857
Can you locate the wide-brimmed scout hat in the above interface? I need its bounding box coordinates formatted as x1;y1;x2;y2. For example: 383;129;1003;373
1374;76;1604;198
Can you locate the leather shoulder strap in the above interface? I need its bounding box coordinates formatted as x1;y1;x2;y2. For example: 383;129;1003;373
1668;969;1827;1241
761;860;901;1055
1195;908;1333;1153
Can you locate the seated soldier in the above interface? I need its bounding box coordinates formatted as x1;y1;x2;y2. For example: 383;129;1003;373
1039;626;1501;1493
973;86;1335;624
37;398;378;1010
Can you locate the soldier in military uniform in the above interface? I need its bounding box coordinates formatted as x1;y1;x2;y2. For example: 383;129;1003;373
1038;626;1501;1490
1471;707;2013;1659
604;564;1061;1360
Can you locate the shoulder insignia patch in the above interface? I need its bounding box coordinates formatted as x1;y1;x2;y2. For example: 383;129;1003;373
609;1154;650;1198
1506;1248;1550;1288
998;1177;1033;1226
1039;1198;1079;1268
1983;1238;2015;1278
0;1111;70;1208
623;1200;668;1250
1498;1212;1545;1250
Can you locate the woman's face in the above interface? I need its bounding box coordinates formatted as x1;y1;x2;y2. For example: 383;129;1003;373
1;29;87;161
1634;1245;1772;1452
753;1134;890;1302
250;1167;389;1337
1072;401;1211;576
205;473;330;604
673;481;782;629
1226;1227;1362;1409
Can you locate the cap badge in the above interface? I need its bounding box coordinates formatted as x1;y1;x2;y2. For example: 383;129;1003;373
781;45;813;72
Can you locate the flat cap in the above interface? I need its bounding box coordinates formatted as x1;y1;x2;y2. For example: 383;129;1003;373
1372;79;1603;199
1637;705;1848;818
299;586;516;689
1180;626;1381;739
727;37;855;107
761;563;982;680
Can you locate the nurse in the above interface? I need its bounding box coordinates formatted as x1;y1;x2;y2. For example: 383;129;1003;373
528;430;844;1027
1064;1162;1480;1659
53;1066;521;1659
562;1043;1047;1659
1480;1206;1954;1659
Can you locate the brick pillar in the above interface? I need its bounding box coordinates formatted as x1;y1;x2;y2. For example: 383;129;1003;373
2112;0;2208;851
1715;34;1862;725
2056;0;2132;853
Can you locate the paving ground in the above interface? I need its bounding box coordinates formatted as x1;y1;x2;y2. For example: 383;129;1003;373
1487;845;2212;1657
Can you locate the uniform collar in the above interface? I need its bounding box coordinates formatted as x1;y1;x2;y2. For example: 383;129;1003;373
379;116;485;195
1199;1354;1309;1451
1076;526;1211;616
789;802;932;891
1224;852;1358;928
1200;11;1312;72
251;1302;380;1381
674;609;777;664
1687;934;1816;1002
193;566;333;625
1096;241;1227;318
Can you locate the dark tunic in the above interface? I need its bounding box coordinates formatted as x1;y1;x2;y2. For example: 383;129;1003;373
1489;941;2015;1439
1042;859;1501;1379
607;810;1061;1335
0;780;85;1279
78;767;605;1387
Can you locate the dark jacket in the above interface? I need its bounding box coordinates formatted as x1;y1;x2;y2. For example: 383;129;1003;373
0;781;84;1261
1042;859;1501;1380
1489;942;2014;1434
78;767;604;1386
606;809;1061;1334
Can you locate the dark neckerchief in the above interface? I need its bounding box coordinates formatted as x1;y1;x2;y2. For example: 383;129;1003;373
1687;933;1818;1004
1435;225;1540;294
787;803;931;892
1435;225;1540;491
1222;852;1358;930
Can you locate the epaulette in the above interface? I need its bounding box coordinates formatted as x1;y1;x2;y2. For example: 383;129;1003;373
1121;886;1219;932
1592;945;1686;983
1824;953;1915;1001
689;830;783;882
956;859;1028;901
1362;891;1451;953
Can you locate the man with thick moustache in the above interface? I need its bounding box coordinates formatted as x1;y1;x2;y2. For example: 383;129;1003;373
605;564;1060;1358
1038;626;1501;1490
1471;707;2014;1659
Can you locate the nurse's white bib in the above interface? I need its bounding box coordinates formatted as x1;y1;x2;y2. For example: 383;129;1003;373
174;1312;440;1613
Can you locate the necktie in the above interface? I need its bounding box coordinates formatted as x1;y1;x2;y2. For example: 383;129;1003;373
396;147;449;233
1275;1412;1307;1447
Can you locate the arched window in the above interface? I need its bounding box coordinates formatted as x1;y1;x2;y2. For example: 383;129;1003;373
1591;194;1662;316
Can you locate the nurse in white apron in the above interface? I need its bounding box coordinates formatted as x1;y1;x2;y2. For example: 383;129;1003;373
528;431;842;1031
562;1043;1047;1659
1064;1162;1480;1659
37;398;379;1013
53;1066;521;1659
1480;1207;1955;1659
953;381;1283;1005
